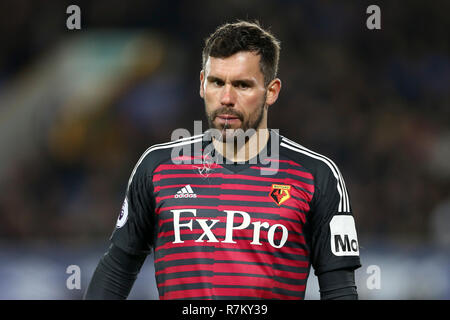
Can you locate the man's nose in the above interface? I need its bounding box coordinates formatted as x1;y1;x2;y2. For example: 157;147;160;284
220;84;236;106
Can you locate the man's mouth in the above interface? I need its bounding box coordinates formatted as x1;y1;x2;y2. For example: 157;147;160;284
217;114;239;120
216;114;241;126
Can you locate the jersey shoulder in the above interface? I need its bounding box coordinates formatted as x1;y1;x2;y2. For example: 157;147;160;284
127;134;204;185
277;133;351;212
277;133;340;179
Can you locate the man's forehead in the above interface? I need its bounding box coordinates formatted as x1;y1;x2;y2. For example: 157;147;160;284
205;52;263;80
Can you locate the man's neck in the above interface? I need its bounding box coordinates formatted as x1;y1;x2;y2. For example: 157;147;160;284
212;128;270;163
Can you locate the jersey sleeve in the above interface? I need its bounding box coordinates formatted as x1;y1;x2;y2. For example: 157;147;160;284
308;162;361;276
109;155;155;256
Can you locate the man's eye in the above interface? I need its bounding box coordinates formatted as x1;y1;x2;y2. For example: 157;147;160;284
238;82;250;89
213;80;224;86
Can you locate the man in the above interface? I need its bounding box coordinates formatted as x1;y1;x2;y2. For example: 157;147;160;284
85;20;361;300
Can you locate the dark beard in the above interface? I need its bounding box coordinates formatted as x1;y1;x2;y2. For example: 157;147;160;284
205;92;267;142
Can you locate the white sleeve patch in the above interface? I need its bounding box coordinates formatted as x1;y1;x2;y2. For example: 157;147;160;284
116;197;129;228
330;215;359;256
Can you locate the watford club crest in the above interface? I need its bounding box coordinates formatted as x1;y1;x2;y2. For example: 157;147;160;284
269;184;291;206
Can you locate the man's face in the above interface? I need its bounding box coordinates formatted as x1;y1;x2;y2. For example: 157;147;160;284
200;51;268;142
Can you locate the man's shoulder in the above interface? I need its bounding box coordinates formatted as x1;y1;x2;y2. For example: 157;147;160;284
277;133;351;212
135;134;205;170
276;133;341;179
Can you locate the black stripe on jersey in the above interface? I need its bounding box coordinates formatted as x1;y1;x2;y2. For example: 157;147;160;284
155;244;215;255
156;270;213;283
155;245;309;263
155;259;214;272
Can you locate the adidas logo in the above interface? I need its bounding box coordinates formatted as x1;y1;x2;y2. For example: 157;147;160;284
174;185;197;198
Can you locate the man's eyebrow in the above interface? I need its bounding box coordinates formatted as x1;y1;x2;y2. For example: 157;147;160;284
206;75;223;82
231;79;255;85
206;76;256;84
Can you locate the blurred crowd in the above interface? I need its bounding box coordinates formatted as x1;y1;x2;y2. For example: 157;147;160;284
0;0;449;249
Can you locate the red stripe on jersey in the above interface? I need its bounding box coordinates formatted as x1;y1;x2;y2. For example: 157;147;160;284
213;262;273;275
216;204;310;218
262;158;303;167
155;194;219;202
160;288;213;300
220;184;271;191
154;251;214;264
155;205;220;215
155;264;213;276
285;179;315;194
219;194;275;202
289;187;314;203
153;173;216;182
158;276;211;287
154;184;218;192
217;240;309;256
220;183;314;199
250;167;314;180
154;241;309;258
212;275;307;292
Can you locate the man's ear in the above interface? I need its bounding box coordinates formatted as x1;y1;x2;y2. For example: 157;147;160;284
265;78;282;106
199;70;205;98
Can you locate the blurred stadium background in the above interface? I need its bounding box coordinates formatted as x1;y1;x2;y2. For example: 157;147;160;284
0;0;448;299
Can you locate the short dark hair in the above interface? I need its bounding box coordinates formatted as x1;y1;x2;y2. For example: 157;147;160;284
202;20;281;86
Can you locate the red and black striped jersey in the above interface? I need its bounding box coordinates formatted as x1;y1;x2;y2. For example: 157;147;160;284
110;130;361;300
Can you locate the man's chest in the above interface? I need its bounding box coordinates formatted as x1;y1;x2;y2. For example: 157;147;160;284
152;164;314;249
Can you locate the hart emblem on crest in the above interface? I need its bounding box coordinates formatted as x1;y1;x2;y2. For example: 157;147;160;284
269;184;291;206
